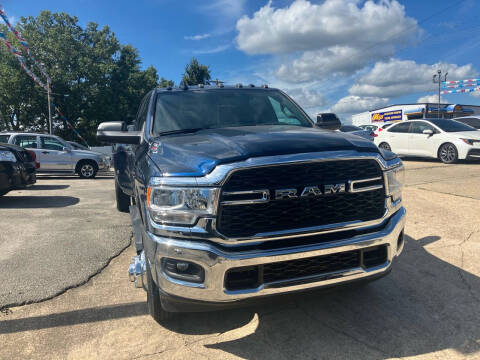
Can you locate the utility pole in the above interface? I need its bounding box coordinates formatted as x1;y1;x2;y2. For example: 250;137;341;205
432;70;448;119
47;79;52;134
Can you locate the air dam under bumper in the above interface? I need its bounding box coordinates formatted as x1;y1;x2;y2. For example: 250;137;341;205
148;207;406;304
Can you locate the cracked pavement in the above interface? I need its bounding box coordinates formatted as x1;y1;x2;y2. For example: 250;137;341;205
0;174;131;308
0;159;479;359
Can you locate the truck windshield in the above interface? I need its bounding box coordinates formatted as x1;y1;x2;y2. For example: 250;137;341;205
153;89;313;134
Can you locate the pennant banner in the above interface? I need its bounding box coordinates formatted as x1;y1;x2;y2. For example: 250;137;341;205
442;82;480;89
0;31;48;91
0;4;51;82
441;86;480;95
442;78;480;85
52;103;90;147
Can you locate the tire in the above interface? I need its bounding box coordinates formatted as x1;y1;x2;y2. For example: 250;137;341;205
438;143;458;164
78;161;98;179
115;180;131;213
146;258;173;324
379;142;391;151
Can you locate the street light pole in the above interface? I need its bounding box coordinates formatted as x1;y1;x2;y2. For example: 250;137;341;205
432;70;448;119
47;79;52;134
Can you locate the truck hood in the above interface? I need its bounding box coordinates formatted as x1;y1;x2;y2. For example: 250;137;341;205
148;125;380;176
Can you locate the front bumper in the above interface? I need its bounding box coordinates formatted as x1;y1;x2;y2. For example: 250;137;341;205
0;162;36;191
148;206;406;304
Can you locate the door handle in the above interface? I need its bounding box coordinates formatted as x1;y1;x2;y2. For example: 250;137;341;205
42;151;49;154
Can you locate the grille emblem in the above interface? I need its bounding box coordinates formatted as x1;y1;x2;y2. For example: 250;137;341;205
221;177;383;205
275;183;345;200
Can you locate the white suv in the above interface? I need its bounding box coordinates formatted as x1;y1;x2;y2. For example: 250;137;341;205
374;119;480;163
0;133;108;178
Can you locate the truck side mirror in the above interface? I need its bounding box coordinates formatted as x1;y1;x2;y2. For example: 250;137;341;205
97;121;141;144
315;113;342;131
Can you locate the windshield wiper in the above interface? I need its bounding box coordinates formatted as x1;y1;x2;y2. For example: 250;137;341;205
157;128;207;136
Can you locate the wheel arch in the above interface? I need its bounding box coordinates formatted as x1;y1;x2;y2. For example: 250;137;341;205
75;158;98;173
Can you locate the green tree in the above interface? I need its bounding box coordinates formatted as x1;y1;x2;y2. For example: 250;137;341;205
181;57;211;85
158;77;174;88
0;11;161;145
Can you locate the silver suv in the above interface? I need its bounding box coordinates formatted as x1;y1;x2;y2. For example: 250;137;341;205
0;132;108;179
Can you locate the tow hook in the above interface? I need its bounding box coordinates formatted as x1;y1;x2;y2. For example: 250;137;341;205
128;251;146;289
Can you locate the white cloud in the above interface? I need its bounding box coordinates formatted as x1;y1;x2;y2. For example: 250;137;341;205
192;44;230;54
286;88;326;109
417;94;449;103
236;0;418;82
200;0;247;33
184;33;211;41
331;95;389;114
349;59;478;98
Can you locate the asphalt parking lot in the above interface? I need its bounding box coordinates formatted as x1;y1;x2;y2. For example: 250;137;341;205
0;160;479;360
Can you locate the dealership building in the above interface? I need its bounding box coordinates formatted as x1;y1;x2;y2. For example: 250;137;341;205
351;103;480;127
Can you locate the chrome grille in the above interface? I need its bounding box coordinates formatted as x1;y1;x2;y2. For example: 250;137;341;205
217;159;385;238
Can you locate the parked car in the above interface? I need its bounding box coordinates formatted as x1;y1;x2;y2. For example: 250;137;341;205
339;125;374;141
0;132;109;178
96;84;405;323
0;142;37;196
375;119;480;163
453;116;480;129
359;124;378;132
68;141;111;168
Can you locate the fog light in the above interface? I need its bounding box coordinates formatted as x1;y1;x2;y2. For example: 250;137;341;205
162;258;205;283
176;262;189;271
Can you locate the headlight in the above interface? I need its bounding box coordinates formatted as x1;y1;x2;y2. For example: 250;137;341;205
0;150;17;162
460;138;475;146
385;164;404;202
147;186;219;225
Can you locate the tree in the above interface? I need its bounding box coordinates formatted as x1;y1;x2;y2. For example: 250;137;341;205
0;11;162;145
181;58;211;85
158;77;174;88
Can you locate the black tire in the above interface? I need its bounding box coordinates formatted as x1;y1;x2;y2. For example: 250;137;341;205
115;180;131;213
379;142;391;151
146;258;173;324
438;143;458;164
77;160;98;179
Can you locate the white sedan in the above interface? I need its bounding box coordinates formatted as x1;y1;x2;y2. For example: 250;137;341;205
374;119;480;163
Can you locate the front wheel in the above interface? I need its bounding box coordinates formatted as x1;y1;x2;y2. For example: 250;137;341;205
146;258;173;324
78;162;98;179
438;143;458;164
379;142;391;151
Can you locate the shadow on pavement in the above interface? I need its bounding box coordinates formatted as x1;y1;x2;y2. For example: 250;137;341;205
29;184;70;191
0;195;79;208
401;156;480;165
0;302;148;334
1;235;479;359
203;235;480;359
37;175;114;180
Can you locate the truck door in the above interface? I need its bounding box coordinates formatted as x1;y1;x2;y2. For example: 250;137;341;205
115;92;150;196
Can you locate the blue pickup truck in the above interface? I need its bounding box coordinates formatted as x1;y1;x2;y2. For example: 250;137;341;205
97;84;406;323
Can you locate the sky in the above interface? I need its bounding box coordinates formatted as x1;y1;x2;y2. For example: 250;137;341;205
2;0;480;122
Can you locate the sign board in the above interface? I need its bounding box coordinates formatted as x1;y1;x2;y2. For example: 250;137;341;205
371;110;402;122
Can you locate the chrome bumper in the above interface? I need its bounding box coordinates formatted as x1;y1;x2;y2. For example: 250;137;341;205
148;207;406;303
